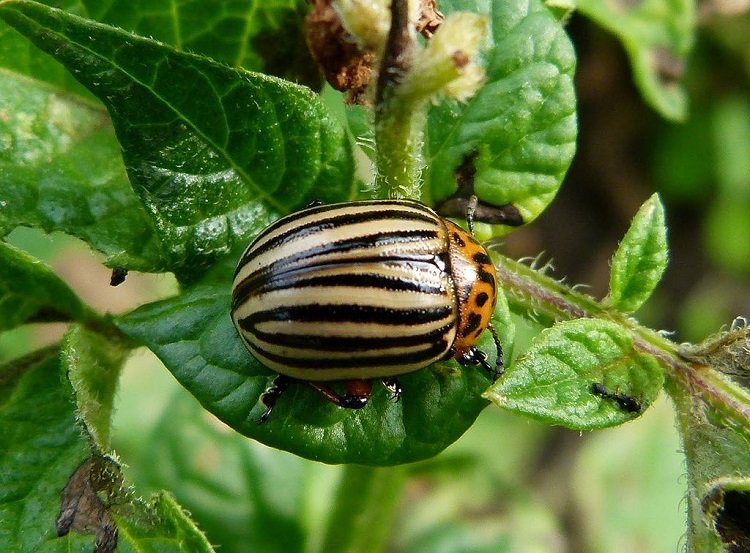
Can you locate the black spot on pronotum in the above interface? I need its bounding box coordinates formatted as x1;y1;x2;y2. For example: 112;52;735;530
462;312;482;337
452;232;466;248
477;267;496;294
57;457;120;553
475;292;489;307
109;267;128;287
472;252;491;265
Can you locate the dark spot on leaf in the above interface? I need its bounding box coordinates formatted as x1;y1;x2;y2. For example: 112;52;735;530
590;382;641;414
109;267;128;287
436;151;525;226
703;486;750;552
57;457;121;553
456;150;479;193
653;47;685;87
452;50;470;68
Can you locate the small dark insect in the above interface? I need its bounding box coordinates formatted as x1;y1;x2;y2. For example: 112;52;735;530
109;267;128;287
231;199;504;422
590;382;642;414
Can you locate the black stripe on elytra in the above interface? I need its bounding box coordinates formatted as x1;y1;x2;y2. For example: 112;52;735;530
268;228;440;270
249;322;454;352
232;253;447;311
233;229;439;301
251;271;445;297
248;200;431;246
241;208;439;267
249;338;450;370
239;303;453;328
242;227;439;279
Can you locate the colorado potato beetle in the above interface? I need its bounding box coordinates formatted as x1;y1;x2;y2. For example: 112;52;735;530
231;199;503;421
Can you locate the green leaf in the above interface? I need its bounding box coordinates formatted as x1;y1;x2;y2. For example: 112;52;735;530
0;74;165;271
61;325;129;451
485;319;664;428
0;0;92;96
0;241;89;331
0;0;354;280
86;0;316;84
115;492;215;552
606;193;668;313
425;0;577;233
0;0;315;88
114;261;504;465
576;0;694;121
0;344;214;551
0;350;91;552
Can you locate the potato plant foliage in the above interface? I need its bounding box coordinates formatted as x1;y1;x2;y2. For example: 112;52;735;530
0;1;748;552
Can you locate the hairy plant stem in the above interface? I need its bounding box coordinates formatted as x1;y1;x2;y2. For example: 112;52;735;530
493;253;750;429
319;464;407;553
373;0;422;199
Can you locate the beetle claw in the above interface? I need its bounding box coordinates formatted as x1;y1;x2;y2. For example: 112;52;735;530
460;347;502;381
339;394;369;409
381;377;402;402
258;375;291;424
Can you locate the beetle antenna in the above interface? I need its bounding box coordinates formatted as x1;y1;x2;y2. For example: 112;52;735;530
466;195;479;235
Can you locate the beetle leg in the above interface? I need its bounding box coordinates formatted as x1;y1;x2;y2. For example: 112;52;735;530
304;199;323;209
306;379;372;409
459;347;500;381
381;377;402;402
488;324;504;380
258;375;291;424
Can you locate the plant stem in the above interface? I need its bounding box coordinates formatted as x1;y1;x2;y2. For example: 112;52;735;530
318;464;407;553
493;253;750;428
373;0;422;199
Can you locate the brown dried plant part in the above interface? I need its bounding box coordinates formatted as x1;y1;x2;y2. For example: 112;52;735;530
416;0;445;38
306;0;375;103
57;457;120;553
305;0;445;103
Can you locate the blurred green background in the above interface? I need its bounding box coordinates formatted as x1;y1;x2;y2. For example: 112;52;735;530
2;6;749;553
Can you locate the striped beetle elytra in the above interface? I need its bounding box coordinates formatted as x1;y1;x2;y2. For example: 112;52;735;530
231;199;503;421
